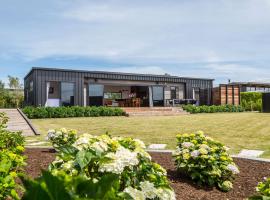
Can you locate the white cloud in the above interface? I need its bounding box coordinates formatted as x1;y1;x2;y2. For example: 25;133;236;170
106;66;167;75
0;0;270;83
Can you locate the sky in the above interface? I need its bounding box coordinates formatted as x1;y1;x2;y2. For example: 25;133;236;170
1;0;270;86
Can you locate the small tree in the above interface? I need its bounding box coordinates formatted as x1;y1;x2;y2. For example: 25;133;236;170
7;76;23;108
0;80;4;90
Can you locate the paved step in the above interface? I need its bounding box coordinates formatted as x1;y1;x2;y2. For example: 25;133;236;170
0;109;36;136
122;107;189;116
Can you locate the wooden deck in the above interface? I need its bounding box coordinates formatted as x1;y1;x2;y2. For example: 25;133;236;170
0;109;38;136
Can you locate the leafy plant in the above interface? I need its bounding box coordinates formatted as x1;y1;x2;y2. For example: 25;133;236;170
47;128;77;149
241;92;262;112
22;106;126;119
182;104;244;114
0;112;25;199
47;131;175;200
173;131;239;192
21;170;129;200
249;177;270;200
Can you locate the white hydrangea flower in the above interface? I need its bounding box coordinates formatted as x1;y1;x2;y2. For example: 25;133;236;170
205;136;213;141
99;146;139;174
182;142;194;148
200;144;210;150
224;146;230;151
134;139;146;149
190;150;200;158
135;147;151;160
60;128;67;133
156;187;176;200
73;134;93;150
90;141;108;153
62;160;74;170
172;147;182;156
124;186;145;200
227;164;240;175
47;129;56;140
140;181;157;199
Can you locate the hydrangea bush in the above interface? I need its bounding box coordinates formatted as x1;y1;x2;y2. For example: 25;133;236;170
0;112;25;200
47;130;175;200
173;131;239;192
47;128;77;149
249;177;270;200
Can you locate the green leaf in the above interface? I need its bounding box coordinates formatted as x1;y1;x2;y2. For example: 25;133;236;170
75;150;93;169
42;171;72;200
21;171;72;200
75;174;120;199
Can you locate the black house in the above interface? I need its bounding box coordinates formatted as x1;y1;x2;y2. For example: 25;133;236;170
24;67;213;107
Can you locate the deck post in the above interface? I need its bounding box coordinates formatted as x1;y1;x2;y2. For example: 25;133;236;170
149;86;153;107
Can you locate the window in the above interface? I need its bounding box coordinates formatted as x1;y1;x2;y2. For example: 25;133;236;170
104;92;122;100
61;82;74;106
89;84;104;97
29;81;33;92
171;86;177;99
89;84;104;106
152;86;164;100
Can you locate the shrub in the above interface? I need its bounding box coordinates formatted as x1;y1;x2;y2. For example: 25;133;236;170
47;128;77;149
0;112;25;200
182;104;244;114
173;131;239;192
22;106;126;119
249;177;270;200
47;130;175;200
21;170;129;200
241;92;262;112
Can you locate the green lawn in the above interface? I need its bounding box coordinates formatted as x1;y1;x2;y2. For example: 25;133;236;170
29;113;270;158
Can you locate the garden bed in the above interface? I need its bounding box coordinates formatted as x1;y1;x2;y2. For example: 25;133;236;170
24;148;270;200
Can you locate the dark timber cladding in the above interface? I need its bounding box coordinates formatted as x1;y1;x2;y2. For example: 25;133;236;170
24;67;214;106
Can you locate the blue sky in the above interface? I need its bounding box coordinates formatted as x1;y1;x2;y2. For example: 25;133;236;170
1;0;270;86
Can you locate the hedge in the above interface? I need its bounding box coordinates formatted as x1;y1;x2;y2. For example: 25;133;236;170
22;106;126;119
182;105;244;114
240;92;262;112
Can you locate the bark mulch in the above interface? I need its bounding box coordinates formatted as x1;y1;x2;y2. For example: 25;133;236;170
24;148;270;200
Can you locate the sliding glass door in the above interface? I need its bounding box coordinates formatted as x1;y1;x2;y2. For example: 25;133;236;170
61;82;75;106
152;86;164;106
89;84;104;106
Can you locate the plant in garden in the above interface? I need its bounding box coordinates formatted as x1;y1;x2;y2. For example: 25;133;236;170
47;128;77;149
249;177;270;200
182;104;244;114
173;131;239;192
47;130;175;200
0;112;25;200
22;106;126;119
21;170;129;200
241;92;262;112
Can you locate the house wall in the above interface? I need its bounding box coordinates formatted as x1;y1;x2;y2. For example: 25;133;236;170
212;85;240;105
24;68;213;106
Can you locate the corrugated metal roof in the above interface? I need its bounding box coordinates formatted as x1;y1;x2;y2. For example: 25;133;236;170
24;67;214;82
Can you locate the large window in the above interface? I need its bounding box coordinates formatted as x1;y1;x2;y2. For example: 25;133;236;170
89;84;104;97
152;86;164;106
153;86;164;100
89;84;104;106
104;92;122;100
61;82;74;106
170;86;177;99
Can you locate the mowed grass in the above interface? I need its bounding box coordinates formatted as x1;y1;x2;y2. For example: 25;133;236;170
30;113;270;158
